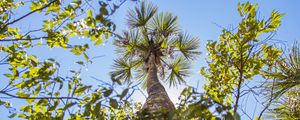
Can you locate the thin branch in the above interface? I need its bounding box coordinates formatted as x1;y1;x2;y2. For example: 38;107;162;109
24;28;43;37
0;36;48;42
0;55;9;63
240;105;253;120
136;86;147;99
91;55;105;60
0;62;9;65
0;91;82;100
60;99;72;115
1;83;11;92
252;99;258;119
258;76;276;119
84;0;95;11
2;0;57;28
5;87;18;93
90;76;112;87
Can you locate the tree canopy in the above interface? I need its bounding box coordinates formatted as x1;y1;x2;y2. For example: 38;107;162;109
0;0;138;119
0;0;299;120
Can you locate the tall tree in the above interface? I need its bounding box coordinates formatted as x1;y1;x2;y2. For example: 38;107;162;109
111;1;200;114
199;2;283;119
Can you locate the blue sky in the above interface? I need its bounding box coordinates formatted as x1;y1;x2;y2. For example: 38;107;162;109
1;0;300;120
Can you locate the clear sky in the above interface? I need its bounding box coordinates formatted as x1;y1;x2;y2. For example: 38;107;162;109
1;0;300;120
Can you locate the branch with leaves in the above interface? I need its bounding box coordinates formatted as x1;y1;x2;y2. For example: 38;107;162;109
198;2;283;119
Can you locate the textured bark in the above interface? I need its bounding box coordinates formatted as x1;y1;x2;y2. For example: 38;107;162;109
142;54;175;113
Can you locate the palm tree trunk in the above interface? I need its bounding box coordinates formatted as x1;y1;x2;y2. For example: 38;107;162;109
142;54;175;113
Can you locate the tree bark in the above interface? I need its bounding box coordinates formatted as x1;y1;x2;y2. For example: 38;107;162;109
142;54;175;113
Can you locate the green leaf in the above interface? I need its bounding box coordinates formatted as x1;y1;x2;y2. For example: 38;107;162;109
93;101;101;117
76;61;84;65
109;98;118;109
50;91;57;97
46;2;60;14
100;5;108;15
84;103;91;116
26;99;34;104
17;91;30;98
87;9;93;18
34;84;41;95
75;86;91;95
83;53;89;61
120;88;129;99
18;113;27;118
103;89;113;97
94;37;102;45
84;30;90;36
8;113;17;118
20;106;31;112
63;102;76;110
3;73;13;78
224;112;234;120
3;13;8;21
36;99;48;106
30;2;43;11
234;113;241;120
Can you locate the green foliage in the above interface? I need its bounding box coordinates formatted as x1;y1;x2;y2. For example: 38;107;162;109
270;42;300;98
0;0;135;119
179;2;284;119
111;1;200;87
264;42;300;119
270;89;300;120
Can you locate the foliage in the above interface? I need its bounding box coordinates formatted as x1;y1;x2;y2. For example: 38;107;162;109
111;0;200;87
179;2;283;119
0;0;137;119
176;86;218;119
265;42;300;119
270;42;300;98
269;88;300;120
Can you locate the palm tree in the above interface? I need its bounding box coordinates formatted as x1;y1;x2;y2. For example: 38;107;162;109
271;42;300;98
110;1;200;114
266;42;300;119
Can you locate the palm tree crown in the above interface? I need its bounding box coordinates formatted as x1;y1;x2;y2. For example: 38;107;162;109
111;1;200;87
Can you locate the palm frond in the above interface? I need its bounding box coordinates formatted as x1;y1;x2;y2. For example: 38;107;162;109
267;88;300;119
273;42;300;98
149;12;180;38
263;42;300;119
114;30;144;59
165;57;190;87
172;33;201;60
110;58;138;83
126;0;157;28
112;1;200;89
136;66;148;89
